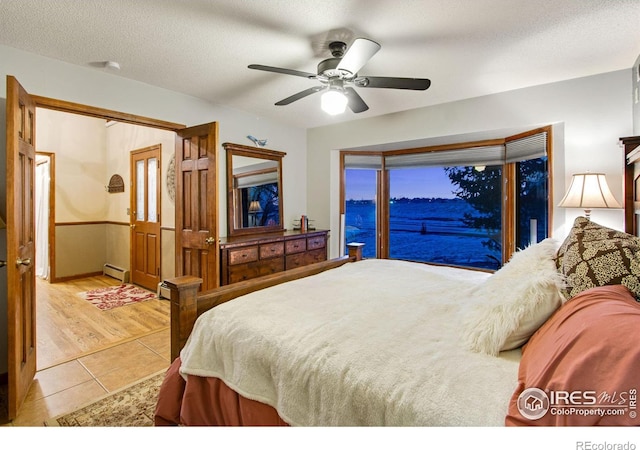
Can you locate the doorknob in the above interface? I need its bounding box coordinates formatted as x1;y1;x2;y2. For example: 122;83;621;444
16;258;31;267
205;237;215;245
130;224;136;229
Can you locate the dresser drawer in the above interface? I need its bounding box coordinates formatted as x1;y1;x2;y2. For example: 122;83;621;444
259;242;284;259
228;246;259;265
227;259;284;283
285;238;306;254
307;235;326;250
285;248;327;269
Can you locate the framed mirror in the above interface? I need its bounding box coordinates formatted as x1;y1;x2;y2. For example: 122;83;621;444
224;142;286;236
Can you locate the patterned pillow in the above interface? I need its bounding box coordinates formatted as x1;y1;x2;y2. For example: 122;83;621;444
558;217;640;299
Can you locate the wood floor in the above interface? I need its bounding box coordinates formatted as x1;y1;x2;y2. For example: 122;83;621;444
36;275;170;370
1;275;171;426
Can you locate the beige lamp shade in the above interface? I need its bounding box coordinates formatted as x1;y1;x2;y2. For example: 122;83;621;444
558;173;621;218
248;201;262;213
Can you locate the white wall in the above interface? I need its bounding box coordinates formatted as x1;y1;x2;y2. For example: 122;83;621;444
308;70;633;258
0;44;307;375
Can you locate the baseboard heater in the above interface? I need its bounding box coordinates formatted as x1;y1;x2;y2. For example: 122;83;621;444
103;263;130;283
157;282;171;300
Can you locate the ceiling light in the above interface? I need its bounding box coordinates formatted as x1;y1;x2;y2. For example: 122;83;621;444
321;89;348;115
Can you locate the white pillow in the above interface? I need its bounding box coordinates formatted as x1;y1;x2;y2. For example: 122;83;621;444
461;238;566;356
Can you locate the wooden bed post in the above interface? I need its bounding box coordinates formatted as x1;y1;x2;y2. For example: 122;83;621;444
164;276;203;361
347;242;365;261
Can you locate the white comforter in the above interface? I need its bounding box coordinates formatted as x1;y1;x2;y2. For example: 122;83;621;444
179;259;521;426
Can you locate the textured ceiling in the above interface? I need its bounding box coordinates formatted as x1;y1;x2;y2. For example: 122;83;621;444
1;0;640;129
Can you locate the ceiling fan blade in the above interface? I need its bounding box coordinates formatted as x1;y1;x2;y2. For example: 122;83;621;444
356;76;431;90
336;38;381;76
345;87;369;113
248;64;316;79
275;86;324;105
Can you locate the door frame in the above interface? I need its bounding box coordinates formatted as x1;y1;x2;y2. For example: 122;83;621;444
35;151;55;281
7;89;186;420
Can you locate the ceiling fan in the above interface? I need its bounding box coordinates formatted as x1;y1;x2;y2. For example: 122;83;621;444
248;38;431;115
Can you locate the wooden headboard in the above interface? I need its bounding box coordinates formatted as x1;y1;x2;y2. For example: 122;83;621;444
621;135;640;236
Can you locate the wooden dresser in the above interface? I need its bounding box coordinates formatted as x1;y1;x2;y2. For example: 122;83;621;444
219;230;329;285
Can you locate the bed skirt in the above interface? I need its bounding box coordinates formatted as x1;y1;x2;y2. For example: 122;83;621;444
154;357;289;426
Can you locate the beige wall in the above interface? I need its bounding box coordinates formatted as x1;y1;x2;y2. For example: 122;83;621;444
37;109;107;222
36;110;177;280
55;224;107;276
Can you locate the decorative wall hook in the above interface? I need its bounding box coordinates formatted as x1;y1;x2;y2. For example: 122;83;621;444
247;135;268;147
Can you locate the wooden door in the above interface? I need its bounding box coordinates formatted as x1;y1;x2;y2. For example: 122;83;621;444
175;122;219;291
130;145;161;291
6;76;37;420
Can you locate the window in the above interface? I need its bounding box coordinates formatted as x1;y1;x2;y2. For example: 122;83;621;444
388;166;502;270
342;153;383;258
344;169;378;258
341;127;551;269
515;156;548;249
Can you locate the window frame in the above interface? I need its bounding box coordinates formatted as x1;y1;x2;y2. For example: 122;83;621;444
340;126;553;266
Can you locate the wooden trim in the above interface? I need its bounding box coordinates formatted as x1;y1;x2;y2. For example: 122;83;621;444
55;221;112;226
222;142;287;159
341;150;385;157
377;167;390;259
620;136;640;235
223;142;285;237
55;221;131;227
52;271;103;283
33;95;186;131
36;151;57;284
503;163;516;262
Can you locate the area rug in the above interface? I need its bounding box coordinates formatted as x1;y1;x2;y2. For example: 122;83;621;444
46;370;166;427
80;284;157;311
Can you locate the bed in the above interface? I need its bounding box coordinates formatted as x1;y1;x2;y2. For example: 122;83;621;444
154;217;640;427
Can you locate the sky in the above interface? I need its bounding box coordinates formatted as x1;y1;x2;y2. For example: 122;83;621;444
345;167;457;200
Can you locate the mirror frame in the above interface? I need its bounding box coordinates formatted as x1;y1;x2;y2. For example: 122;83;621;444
224;142;286;236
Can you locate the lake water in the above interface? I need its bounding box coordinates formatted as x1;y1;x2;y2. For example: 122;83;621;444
345;198;502;270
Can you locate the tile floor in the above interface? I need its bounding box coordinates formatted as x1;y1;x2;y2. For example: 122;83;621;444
1;327;170;426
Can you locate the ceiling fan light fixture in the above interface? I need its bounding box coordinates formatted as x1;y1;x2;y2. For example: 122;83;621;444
321;89;348;115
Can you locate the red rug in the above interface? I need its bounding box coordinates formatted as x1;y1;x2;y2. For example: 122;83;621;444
80;284;156;311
